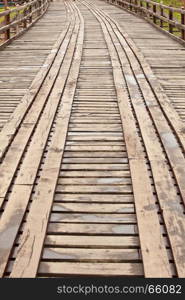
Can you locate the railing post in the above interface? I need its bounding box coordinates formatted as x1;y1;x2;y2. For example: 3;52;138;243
146;1;150;11
129;0;132;11
23;7;27;29
181;7;185;40
135;0;138;13
169;5;173;34
15;10;19;35
3;0;10;41
139;0;143;16
160;3;164;28
29;3;33;24
37;0;41;17
153;3;157;24
146;1;150;18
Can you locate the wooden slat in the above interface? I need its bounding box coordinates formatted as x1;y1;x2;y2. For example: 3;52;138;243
48;222;137;233
38;262;143;276
54;193;134;203
52;202;134;212
56;185;132;193
60;164;130;170
12;247;140;261
42;248;141;261
49;213;136;224
45;235;139;247
58;177;131;184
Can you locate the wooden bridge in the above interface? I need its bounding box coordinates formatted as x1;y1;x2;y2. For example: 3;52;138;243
0;0;185;278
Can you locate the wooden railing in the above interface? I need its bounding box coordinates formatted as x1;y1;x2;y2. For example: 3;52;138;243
106;0;185;41
0;0;50;46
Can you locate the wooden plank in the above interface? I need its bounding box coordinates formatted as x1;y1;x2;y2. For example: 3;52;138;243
60;164;130;170
49;214;136;224
62;157;128;163
41;248;141;261
63;151;127;157
12;247;140;261
56;185;132;193
38;262;143;276
54;193;134;203
48;222;137;233
45;235;139;247
58;177;131;184
64;145;125;151
59;170;130;177
52;202;134;212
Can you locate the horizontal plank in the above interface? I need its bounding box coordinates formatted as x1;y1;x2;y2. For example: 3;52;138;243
56;185;132;193
42;248;141;261
47;223;137;234
61;158;128;163
54;194;134;202
60;164;130;170
58;177;131;185
63;151;126;157
45;235;139;247
49;213;136;224
64;145;125;151
52;203;134;213
59;170;130;177
38;262;143;276
12;247;140;261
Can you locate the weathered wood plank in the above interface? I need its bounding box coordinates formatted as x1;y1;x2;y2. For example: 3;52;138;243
38;262;143;276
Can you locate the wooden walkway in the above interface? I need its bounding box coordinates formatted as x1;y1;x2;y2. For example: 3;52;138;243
0;0;185;278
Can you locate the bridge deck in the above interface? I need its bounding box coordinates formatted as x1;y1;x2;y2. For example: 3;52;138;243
0;0;185;278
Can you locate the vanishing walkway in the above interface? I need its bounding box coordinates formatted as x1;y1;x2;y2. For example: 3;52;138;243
0;0;185;278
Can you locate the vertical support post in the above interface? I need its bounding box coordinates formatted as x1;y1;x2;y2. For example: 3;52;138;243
146;1;150;19
135;0;138;13
130;0;132;11
37;0;41;17
3;0;10;41
139;0;143;16
29;3;33;24
23;7;27;29
169;6;173;34
15;10;19;35
181;7;185;40
160;4;164;28
153;3;157;24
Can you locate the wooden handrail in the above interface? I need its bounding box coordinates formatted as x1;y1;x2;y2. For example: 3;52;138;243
0;0;50;46
106;0;185;41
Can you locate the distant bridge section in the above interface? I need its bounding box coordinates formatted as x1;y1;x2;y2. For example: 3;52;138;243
0;0;50;47
106;0;185;43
